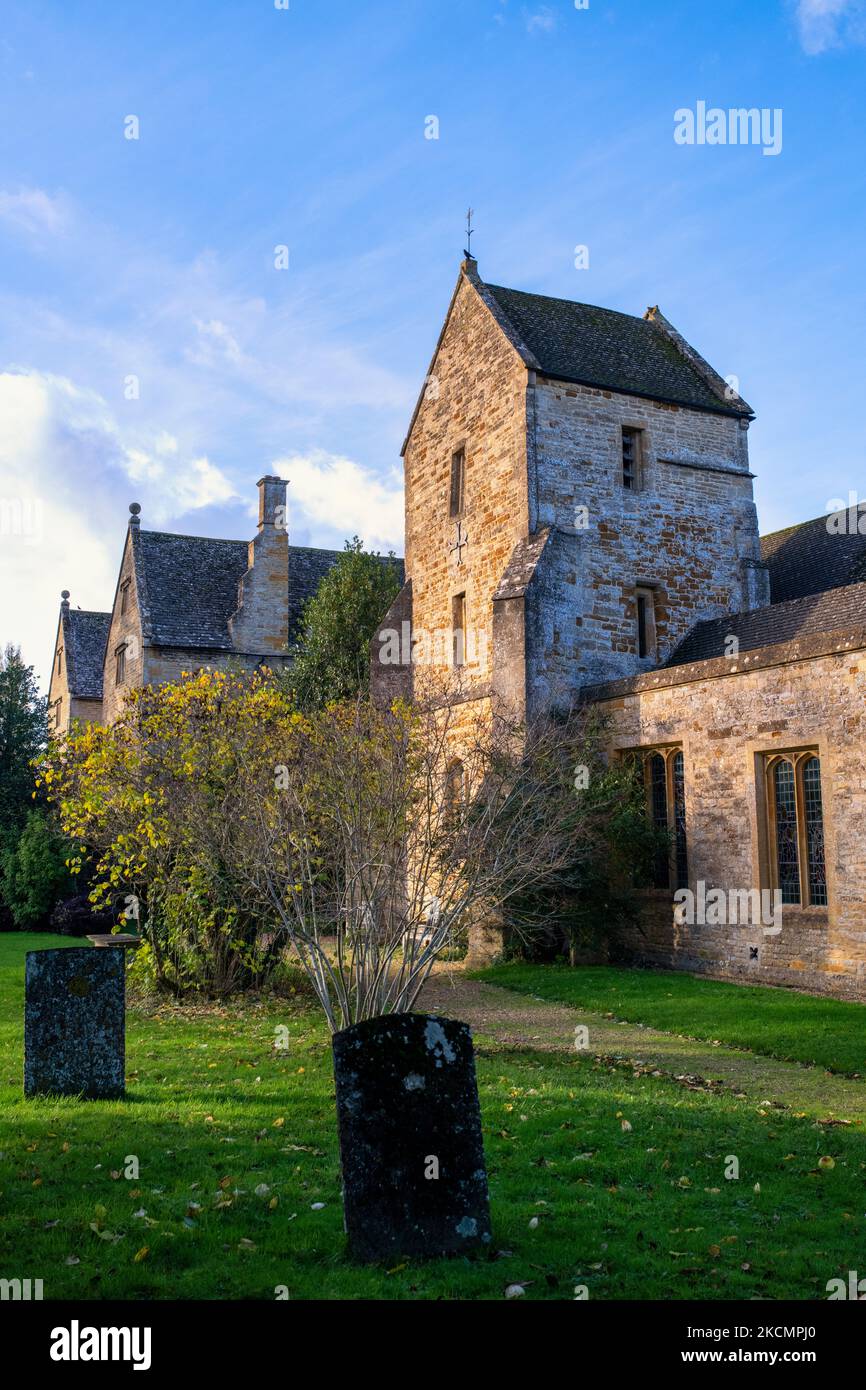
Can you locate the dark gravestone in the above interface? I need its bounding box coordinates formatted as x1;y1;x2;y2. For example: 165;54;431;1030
332;1012;491;1263
24;948;125;1099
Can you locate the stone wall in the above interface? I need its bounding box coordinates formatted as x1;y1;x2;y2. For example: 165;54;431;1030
102;530;144;726
402;267;532;707
589;632;866;998
228;476;290;656
141;646;291;690
528;377;768;697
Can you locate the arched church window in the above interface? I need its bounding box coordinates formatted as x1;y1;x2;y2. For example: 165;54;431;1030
627;745;689;891
802;756;827;907
772;759;800;904
764;751;827;908
673;750;688;891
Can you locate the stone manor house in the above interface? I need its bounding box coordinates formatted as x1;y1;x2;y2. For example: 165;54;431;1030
49;256;866;998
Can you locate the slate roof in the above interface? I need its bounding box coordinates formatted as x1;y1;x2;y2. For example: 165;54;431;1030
133;530;403;652
63;609;111;700
482;283;749;417
666;582;866;668
134;532;250;649
761;508;866;604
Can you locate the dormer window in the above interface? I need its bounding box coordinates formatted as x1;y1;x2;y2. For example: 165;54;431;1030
449;449;465;517
622;427;642;490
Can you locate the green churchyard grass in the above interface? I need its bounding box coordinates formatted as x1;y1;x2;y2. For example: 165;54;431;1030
474;963;866;1078
1;935;864;1300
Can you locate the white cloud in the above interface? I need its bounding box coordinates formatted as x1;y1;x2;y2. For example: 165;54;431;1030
525;6;556;34
272;449;403;554
0;187;67;239
0;369;239;686
188;318;244;367
794;0;866;53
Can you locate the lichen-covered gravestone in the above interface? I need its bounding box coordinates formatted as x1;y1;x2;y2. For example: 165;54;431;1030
332;1012;491;1263
24;947;125;1099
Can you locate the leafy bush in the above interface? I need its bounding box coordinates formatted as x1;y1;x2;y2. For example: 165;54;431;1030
0;810;77;928
289;537;402;709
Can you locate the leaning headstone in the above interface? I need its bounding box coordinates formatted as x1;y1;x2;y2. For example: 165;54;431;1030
24;947;125;1099
332;1012;491;1263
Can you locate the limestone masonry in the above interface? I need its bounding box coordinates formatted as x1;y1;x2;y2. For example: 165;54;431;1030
51;259;866;998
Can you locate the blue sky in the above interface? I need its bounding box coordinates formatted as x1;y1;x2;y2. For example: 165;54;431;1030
1;0;865;685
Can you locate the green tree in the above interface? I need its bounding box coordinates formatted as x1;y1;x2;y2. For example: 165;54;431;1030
0;644;46;851
1;808;76;927
290;538;402;709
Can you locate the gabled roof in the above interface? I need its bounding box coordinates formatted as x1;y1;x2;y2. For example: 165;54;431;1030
402;259;750;456
133;531;251;649
131;529;403;652
483;284;751;417
62;609;111;700
761;508;866;604
665;582;866;668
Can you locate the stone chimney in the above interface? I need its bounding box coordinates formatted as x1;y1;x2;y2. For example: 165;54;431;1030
228;476;289;656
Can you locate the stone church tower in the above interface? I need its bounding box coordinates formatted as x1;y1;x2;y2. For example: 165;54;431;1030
377;254;768;716
378;257;866;997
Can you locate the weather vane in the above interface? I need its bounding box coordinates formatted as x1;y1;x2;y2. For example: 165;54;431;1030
465;207;474;258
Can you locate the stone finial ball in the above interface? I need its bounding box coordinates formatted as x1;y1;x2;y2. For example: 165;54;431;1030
129;502;142;516
61;589;70;600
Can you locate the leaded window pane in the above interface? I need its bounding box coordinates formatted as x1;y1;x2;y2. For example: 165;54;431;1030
773;760;800;904
802;756;827;907
673;750;688;890
649;753;669;889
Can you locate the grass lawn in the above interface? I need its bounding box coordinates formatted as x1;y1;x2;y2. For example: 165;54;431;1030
474;963;866;1077
1;934;864;1300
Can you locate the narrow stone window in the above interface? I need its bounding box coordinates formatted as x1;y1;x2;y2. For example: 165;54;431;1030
764;751;827;907
772;760;800;904
635;586;657;659
449;449;465;517
628;746;688;891
115;643;127;686
452;593;466;667
802;756;828;906
648;753;670;888
621;427;642;490
673;750;689;891
444;758;465;825
56;647;63;675
120;578;131;616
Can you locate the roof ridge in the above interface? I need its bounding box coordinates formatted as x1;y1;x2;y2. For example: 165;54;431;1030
484;281;647;325
140;529;249;546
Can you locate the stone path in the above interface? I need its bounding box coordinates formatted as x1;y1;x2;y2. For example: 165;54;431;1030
421;971;866;1124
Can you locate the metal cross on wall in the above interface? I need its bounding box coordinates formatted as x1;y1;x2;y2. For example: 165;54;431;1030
450;520;469;565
